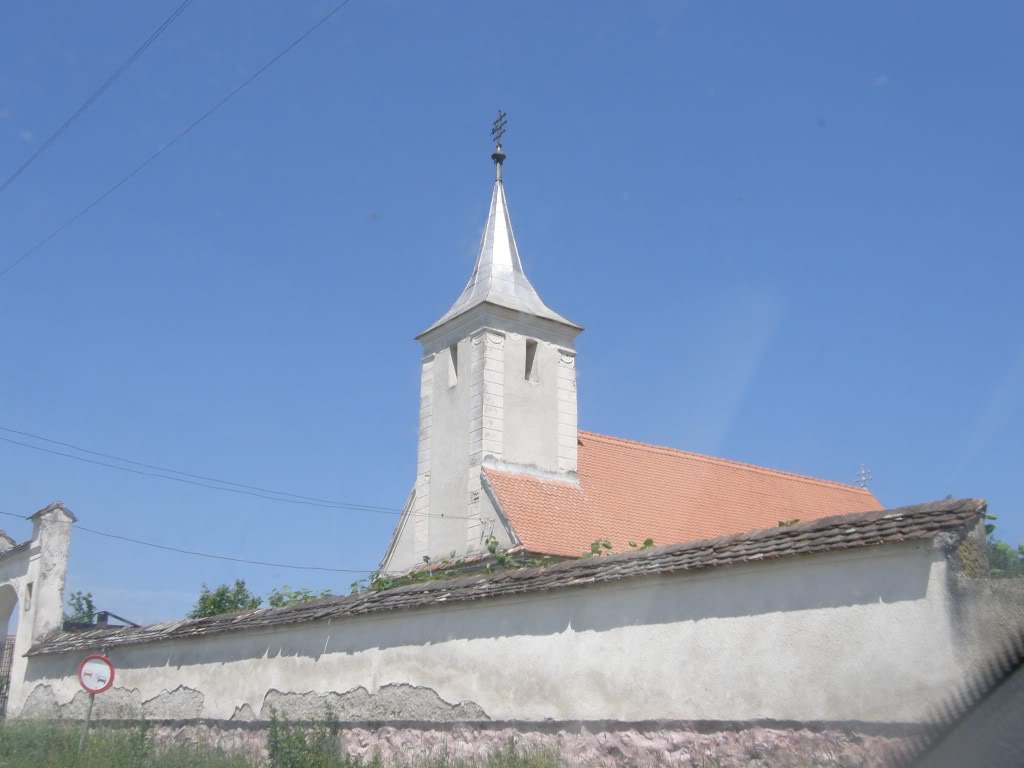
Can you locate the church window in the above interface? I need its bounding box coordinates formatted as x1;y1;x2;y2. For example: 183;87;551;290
448;344;459;387
525;339;539;382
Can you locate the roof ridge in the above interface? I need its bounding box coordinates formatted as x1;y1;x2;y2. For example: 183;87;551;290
578;430;878;498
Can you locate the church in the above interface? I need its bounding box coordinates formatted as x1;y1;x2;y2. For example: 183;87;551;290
379;133;880;574
4;126;1010;753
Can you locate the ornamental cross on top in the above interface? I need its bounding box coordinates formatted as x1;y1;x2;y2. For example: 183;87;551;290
490;110;507;147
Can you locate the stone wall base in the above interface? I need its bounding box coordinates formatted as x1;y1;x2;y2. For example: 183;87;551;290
83;720;921;767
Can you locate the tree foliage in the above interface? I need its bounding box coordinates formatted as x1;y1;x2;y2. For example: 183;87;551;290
63;591;96;622
189;580;262;618
987;538;1024;578
267;585;333;609
982;510;1023;579
187;581;338;618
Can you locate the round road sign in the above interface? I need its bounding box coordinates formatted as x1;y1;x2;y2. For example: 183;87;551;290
78;654;115;694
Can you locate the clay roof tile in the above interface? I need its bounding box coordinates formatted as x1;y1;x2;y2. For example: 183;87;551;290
485;431;883;557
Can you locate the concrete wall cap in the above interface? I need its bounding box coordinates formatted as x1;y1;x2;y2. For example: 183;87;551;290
30;502;77;523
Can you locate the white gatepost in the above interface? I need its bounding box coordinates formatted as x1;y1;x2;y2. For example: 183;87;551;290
2;502;75;717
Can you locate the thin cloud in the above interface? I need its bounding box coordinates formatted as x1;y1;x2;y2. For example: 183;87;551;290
953;342;1024;478
672;286;785;455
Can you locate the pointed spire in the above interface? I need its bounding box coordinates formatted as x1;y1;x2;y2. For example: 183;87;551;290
419;123;578;338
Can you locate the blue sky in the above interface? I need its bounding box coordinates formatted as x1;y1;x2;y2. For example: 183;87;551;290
1;1;1021;623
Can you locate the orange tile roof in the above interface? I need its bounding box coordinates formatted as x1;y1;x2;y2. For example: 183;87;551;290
483;431;883;558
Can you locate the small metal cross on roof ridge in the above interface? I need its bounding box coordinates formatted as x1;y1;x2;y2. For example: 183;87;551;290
490;110;507;147
856;464;873;489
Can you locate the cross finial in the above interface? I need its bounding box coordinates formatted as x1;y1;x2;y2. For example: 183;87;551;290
856;464;873;489
490;110;507;180
490;110;507;148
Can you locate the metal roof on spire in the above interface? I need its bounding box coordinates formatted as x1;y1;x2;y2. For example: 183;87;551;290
419;115;579;337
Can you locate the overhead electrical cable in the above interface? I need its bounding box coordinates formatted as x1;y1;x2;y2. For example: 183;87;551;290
0;0;356;280
0;509;371;573
0;424;396;510
0;0;195;195
0;434;407;515
0;427;487;522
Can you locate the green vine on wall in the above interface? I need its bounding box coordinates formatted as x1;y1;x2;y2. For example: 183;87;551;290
351;535;656;595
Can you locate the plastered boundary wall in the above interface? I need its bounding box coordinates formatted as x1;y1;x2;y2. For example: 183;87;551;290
17;539;971;726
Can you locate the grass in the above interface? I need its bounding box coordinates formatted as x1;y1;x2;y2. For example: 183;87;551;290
0;720;248;768
0;718;884;767
0;720;561;768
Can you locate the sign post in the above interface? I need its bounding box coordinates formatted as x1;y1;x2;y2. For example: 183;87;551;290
77;654;115;752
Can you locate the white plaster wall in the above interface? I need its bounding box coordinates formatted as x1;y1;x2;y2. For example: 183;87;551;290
0;546;30;588
22;541;969;724
423;337;472;560
30;510;73;642
464;331;505;552
502;336;560;472
411;354;435;561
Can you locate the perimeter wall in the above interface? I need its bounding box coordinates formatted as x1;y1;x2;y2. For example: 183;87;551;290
16;540;974;726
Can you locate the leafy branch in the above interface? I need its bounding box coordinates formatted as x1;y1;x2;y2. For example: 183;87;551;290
63;591;96;623
349;535;657;596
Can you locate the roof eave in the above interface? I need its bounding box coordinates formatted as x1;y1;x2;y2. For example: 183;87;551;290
415;300;583;344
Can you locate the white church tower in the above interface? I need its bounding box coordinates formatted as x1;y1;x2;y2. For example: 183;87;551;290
381;119;582;573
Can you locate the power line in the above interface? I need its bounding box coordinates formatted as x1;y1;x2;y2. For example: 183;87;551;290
0;0;195;196
0;433;406;515
0;0;356;280
0;427;486;522
0;425;397;511
0;509;371;574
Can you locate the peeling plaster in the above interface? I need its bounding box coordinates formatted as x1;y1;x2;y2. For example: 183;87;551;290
142;685;205;719
230;703;256;721
21;684;204;720
260;683;489;722
20;685;60;719
22;685;142;720
21;682;485;723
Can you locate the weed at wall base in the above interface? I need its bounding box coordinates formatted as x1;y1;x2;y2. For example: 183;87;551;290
0;720;561;768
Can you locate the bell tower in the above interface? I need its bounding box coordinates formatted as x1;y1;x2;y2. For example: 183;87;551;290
381;116;582;573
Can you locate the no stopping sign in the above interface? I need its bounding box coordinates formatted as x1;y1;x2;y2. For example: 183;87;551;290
78;655;115;694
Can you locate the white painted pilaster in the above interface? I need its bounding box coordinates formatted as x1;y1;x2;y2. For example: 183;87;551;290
413;354;435;559
466;331;505;549
556;350;578;473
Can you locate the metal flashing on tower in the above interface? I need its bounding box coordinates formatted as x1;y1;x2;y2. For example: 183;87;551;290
419;114;579;338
